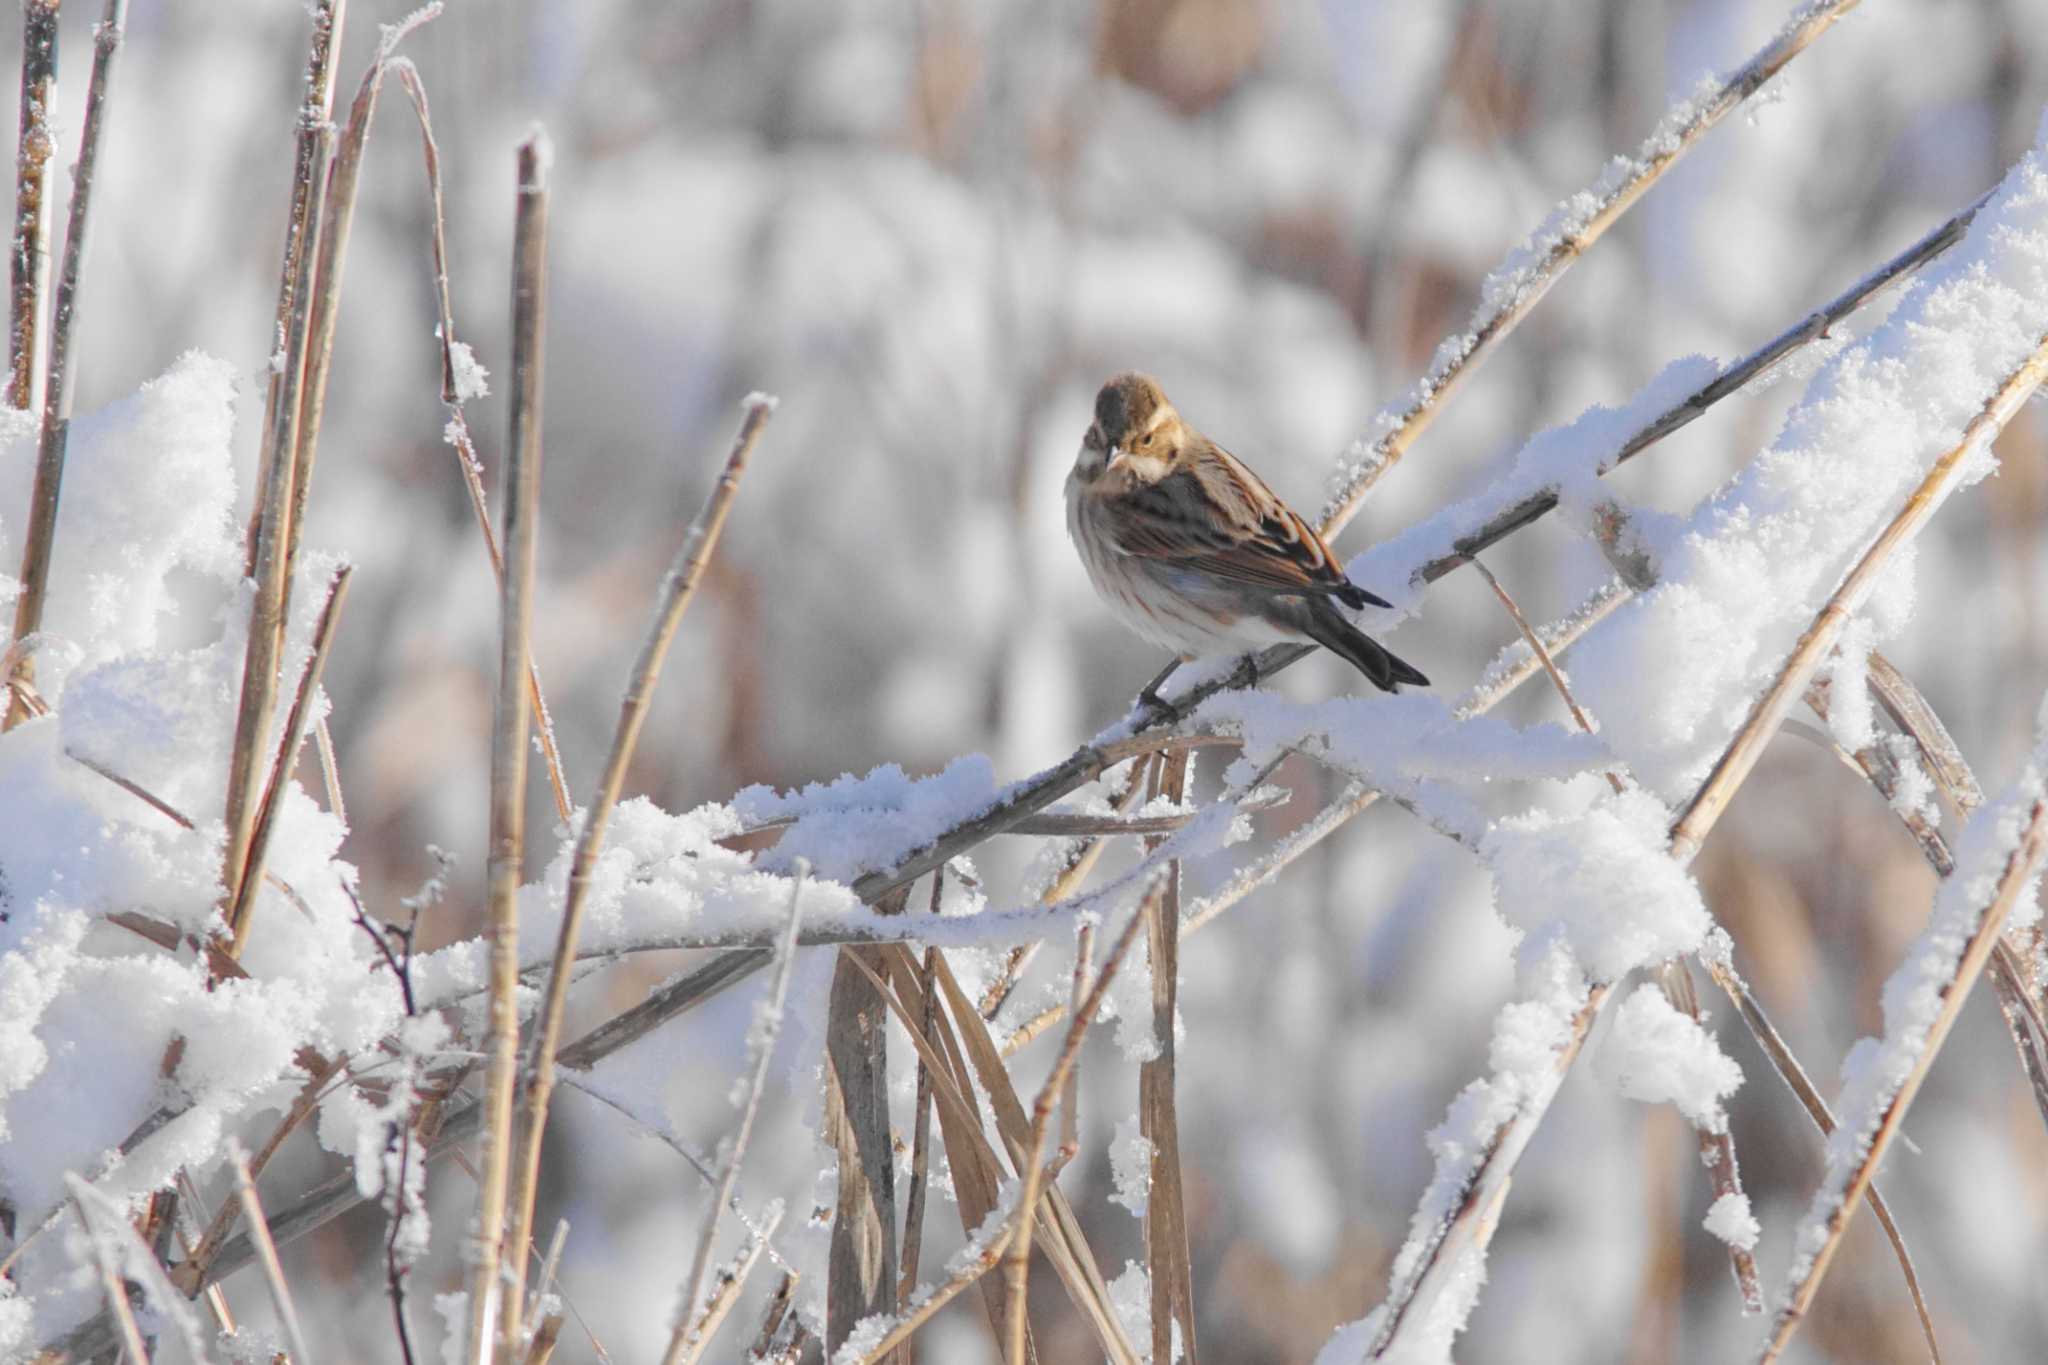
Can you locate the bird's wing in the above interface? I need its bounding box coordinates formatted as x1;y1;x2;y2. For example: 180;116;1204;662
1103;445;1390;609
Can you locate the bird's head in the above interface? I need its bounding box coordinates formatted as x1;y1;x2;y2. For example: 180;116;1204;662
1076;371;1184;485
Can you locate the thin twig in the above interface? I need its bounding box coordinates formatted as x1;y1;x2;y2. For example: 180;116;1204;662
7;0;58;415
660;869;806;1365
512;396;774;1311
473;129;550;1365
391;58;572;821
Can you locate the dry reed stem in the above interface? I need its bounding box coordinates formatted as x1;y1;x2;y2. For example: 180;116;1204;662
862;890;1153;1365
313;712;346;824
7;0;57;415
1141;749;1196;1363
847;943;1142;1362
1758;791;2048;1362
227;564;352;950
4;0;127;732
392;60;571;821
896;879;944;1325
472;131;550;1365
660;870;805;1365
1700;953;1940;1358
220;0;345;956
514;398;774;1310
228;1140;316;1365
1812;664;2048;1133
283;6;440;585
67;1186;151;1365
1317;0;1863;539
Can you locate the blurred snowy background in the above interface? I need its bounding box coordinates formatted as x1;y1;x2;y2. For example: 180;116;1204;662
14;0;2048;1360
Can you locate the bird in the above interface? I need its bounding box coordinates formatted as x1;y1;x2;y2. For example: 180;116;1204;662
1066;371;1427;710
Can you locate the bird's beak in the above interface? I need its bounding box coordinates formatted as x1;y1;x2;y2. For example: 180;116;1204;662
1106;444;1124;466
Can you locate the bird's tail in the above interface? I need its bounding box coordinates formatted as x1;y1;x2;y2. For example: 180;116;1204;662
1302;601;1429;693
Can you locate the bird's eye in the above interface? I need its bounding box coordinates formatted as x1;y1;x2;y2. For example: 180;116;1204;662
1137;432;1152;448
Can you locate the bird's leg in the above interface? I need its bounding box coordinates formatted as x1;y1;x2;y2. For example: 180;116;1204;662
1136;659;1182;723
1235;651;1262;689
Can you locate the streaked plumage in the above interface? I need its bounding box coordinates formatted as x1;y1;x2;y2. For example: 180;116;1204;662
1066;372;1427;694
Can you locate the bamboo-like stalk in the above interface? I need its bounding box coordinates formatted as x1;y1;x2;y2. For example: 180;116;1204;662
510;396;774;1316
7;0;57;416
659;872;805;1365
4;0;128;733
471;130;550;1365
226;564;352;949
219;0;346;953
1317;0;1863;539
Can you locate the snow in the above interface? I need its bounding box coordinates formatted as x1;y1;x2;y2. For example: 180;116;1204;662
1705;1192;1761;1252
1482;782;1709;985
1108;1117;1153;1217
1596;983;1743;1132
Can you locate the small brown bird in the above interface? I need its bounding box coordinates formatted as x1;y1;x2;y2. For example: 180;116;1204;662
1067;372;1427;704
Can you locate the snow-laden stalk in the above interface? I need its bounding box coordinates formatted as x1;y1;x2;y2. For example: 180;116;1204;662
515;394;774;1333
4;0;127;732
221;0;346;955
1363;323;2048;1362
1409;191;1984;588
471;130;549;1365
659;867;805;1365
1758;736;2048;1361
1317;0;1864;539
1472;559;1763;1310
